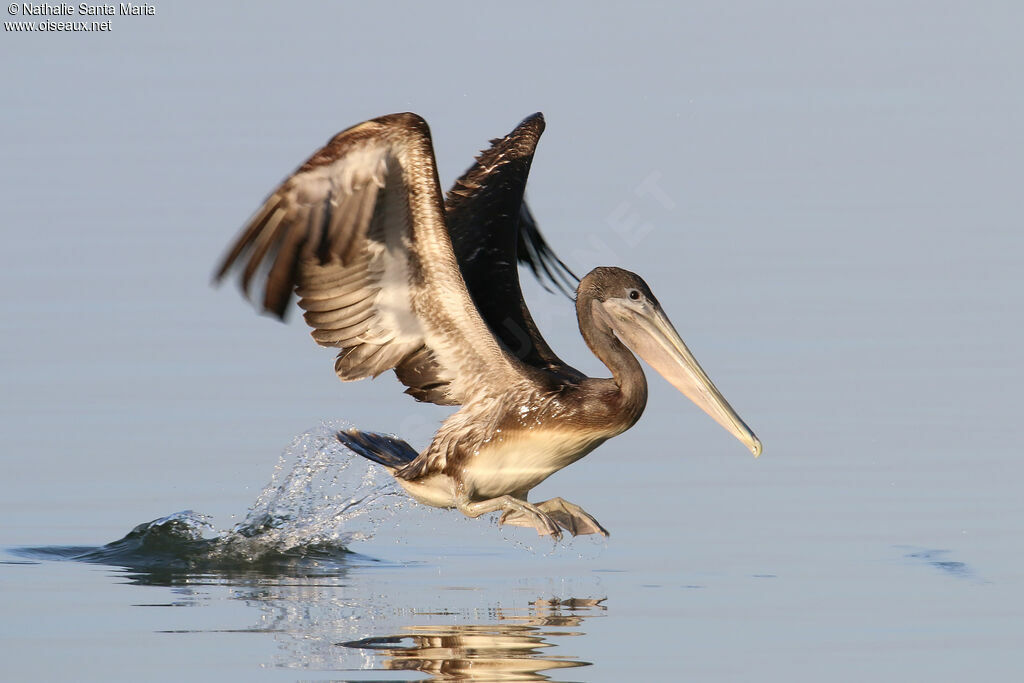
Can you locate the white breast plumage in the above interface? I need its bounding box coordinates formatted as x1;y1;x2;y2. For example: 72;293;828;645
462;430;607;500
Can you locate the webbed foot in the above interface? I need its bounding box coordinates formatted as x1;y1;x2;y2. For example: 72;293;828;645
458;494;562;540
502;497;609;537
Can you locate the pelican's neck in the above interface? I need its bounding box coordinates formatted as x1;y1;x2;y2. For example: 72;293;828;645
577;297;648;423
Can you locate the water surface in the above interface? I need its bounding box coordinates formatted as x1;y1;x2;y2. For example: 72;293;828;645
3;2;1023;681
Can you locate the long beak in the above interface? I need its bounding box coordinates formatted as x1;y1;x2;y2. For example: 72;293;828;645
607;302;762;456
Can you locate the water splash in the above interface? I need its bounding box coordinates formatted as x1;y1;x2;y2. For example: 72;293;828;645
15;422;407;574
215;421;407;560
14;421;609;574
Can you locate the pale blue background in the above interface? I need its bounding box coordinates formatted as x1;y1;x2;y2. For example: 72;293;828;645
2;2;1022;680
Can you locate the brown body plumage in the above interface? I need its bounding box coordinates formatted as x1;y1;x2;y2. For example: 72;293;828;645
217;113;760;539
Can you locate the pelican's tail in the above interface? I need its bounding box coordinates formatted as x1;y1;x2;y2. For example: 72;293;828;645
336;429;418;470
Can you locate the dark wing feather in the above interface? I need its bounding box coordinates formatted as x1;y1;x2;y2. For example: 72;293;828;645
216;113;521;406
516;200;578;297
445;112;582;379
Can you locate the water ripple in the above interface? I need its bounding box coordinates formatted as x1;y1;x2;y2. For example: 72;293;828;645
898;545;983;582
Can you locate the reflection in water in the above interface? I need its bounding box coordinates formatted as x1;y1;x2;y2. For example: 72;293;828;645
126;565;604;679
17;540;605;678
341;598;603;681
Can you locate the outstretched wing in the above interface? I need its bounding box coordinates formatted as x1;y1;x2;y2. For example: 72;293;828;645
445;113;582;379
216;113;520;406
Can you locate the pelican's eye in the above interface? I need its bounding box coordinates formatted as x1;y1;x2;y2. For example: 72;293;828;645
628;289;641;301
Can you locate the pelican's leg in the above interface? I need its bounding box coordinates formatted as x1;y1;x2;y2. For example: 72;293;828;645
530;497;609;537
456;493;563;540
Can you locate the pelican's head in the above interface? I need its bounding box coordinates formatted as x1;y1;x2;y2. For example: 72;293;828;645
578;267;761;456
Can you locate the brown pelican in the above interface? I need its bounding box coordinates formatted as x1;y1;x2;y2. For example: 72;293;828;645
217;112;760;540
